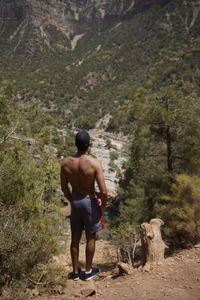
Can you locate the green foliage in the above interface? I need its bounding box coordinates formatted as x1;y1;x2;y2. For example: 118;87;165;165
155;174;200;246
115;81;200;246
28;263;67;294
1;1;199;130
110;151;118;161
108;160;118;173
109;151;119;172
105;138;112;149
0;87;66;287
111;222;136;250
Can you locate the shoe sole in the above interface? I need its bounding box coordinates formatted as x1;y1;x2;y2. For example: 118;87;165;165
84;269;101;281
84;274;98;281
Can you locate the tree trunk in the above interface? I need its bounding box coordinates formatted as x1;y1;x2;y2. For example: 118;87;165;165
166;125;173;172
141;218;167;271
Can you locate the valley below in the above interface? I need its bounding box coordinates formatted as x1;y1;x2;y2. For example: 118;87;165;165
89;126;128;194
0;0;200;299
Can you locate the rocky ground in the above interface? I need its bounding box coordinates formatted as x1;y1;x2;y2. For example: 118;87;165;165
35;238;200;300
89;117;128;193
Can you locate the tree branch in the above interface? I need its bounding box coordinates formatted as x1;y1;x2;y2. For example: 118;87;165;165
0;124;18;144
0;221;9;234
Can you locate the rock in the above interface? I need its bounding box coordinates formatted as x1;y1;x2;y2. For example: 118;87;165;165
52;256;59;263
81;281;96;297
51;285;64;295
31;288;39;297
117;262;133;275
89;128;127;193
142;263;151;272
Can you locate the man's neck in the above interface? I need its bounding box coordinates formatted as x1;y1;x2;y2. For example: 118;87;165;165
77;150;88;156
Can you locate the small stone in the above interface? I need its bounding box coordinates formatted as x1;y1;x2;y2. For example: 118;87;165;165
81;281;96;297
175;278;178;281
117;262;133;275
31;288;39;297
142;264;151;272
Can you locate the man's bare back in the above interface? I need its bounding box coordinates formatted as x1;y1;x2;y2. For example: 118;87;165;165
60;129;108;279
61;153;107;206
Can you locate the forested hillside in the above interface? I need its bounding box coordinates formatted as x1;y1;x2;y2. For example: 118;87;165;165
0;0;200;296
0;0;199;128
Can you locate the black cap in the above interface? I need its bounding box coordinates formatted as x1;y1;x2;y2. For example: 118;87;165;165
75;129;90;151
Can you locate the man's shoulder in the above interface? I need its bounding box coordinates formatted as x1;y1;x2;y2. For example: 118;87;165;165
87;155;102;168
61;156;73;167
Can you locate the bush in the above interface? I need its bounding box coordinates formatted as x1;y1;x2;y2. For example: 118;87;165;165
110;223;137;264
0;149;63;286
0;89;65;288
155;174;200;247
110;151;119;161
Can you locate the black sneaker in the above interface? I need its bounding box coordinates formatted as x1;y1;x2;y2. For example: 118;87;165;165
69;267;81;281
84;267;101;281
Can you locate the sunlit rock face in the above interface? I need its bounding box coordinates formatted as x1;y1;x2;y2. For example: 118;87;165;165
0;0;170;34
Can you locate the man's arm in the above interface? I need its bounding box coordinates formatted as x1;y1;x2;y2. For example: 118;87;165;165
95;161;108;208
60;165;72;202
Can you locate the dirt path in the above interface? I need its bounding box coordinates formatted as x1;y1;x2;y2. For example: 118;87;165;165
39;235;200;300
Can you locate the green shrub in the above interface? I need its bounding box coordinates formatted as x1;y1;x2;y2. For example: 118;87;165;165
110;151;119;161
155;174;200;247
0;149;63;286
0;89;65;288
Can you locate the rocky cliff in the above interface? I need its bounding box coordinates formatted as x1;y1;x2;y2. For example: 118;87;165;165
0;0;171;34
1;0;199;53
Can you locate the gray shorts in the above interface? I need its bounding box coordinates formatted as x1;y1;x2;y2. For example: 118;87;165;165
70;196;103;233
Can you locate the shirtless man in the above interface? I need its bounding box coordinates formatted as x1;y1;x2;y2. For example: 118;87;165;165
60;129;107;281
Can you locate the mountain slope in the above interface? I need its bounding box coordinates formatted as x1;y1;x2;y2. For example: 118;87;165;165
0;0;200;130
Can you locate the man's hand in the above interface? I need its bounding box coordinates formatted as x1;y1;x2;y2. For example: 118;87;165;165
95;161;108;207
96;197;102;207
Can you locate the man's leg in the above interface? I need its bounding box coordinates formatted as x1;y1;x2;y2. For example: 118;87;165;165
85;231;96;272
71;231;82;273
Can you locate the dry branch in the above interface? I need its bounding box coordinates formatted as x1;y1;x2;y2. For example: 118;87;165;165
0;125;17;144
